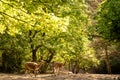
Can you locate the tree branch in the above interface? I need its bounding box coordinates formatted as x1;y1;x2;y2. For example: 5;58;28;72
0;11;28;23
0;0;27;14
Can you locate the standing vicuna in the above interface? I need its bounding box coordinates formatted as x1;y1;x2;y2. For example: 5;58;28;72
52;62;65;75
25;60;45;77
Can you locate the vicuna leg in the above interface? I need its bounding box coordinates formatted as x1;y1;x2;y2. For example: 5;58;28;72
34;70;38;77
25;68;33;77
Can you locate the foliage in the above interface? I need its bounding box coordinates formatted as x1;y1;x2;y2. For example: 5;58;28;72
0;0;99;73
96;0;120;41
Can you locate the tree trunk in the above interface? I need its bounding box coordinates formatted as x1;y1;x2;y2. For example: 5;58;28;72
32;50;37;62
2;52;6;72
105;45;111;74
29;30;39;62
40;48;55;73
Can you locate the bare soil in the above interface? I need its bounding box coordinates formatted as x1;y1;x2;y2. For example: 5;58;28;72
0;73;120;80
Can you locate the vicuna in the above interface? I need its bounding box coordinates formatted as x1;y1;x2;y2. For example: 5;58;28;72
52;62;65;75
25;60;44;77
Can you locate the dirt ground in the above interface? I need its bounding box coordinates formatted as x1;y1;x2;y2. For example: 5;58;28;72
0;73;120;80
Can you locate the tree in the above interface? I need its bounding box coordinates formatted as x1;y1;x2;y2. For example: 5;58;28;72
96;0;120;41
0;0;99;73
94;0;120;74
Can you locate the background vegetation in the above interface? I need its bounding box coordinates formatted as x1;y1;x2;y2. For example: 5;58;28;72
0;0;120;74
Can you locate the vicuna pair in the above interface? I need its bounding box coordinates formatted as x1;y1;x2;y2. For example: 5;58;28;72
25;60;65;77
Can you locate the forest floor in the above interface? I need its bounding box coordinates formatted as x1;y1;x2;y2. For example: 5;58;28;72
0;72;120;80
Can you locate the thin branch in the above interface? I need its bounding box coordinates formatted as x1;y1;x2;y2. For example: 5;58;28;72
0;0;27;14
0;11;28;23
0;47;11;51
88;34;102;38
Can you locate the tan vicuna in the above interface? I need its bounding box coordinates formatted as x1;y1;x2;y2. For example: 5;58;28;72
52;62;65;75
25;60;44;77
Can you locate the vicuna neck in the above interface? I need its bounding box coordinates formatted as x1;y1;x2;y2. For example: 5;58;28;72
38;61;44;67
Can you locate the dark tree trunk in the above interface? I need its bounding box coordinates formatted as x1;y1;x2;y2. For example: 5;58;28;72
29;30;41;62
32;50;37;62
105;45;111;74
2;52;6;72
